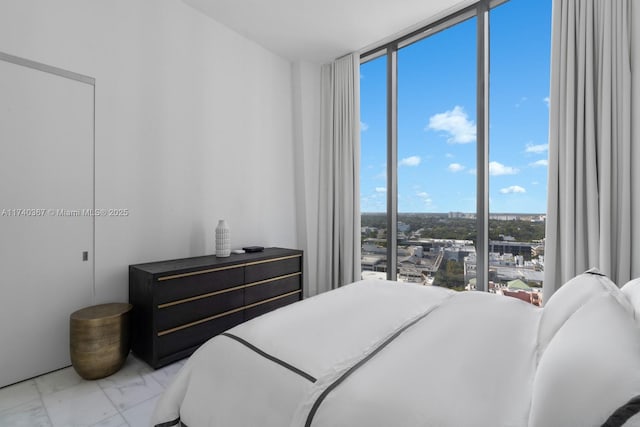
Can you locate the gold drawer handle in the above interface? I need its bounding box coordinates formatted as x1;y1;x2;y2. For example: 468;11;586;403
157;290;301;337
157;254;301;281
244;272;302;288
157;271;302;309
157;283;246;309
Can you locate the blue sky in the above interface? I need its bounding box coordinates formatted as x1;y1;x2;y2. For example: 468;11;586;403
360;0;551;214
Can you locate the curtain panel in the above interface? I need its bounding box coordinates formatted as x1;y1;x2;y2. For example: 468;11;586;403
545;0;640;299
315;53;361;294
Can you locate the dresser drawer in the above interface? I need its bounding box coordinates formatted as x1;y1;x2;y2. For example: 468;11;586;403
156;288;244;331
244;274;301;305
245;256;301;283
245;292;301;321
157;311;244;358
156;266;244;304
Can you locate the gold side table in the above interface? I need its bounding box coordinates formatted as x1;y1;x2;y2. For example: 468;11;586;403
70;303;133;380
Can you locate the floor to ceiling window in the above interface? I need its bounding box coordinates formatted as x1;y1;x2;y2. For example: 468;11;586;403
360;54;388;279
360;0;551;303
396;16;477;288
488;0;551;300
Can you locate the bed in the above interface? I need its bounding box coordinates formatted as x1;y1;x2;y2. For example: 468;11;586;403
151;269;640;427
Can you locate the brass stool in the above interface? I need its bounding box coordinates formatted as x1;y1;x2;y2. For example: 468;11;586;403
70;303;133;380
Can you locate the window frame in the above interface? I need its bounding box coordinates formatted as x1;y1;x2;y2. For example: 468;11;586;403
360;0;510;289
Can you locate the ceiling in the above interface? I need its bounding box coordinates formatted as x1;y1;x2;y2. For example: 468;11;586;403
183;0;473;63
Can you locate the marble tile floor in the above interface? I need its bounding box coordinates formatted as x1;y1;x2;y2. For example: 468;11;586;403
0;354;184;427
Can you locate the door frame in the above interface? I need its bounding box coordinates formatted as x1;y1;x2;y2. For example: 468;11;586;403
0;51;96;300
0;51;96;386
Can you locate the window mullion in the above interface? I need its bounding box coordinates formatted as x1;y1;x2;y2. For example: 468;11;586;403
387;45;398;281
476;0;490;292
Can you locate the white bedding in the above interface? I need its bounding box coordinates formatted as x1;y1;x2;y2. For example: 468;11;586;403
151;271;640;427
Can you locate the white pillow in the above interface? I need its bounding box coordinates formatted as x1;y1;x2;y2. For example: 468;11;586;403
621;277;640;328
529;291;640;426
538;269;632;353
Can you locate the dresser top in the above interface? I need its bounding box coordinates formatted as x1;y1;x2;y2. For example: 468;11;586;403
129;247;302;276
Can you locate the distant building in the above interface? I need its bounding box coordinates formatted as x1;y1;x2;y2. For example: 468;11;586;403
531;244;545;258
448;212;475;219
463;247;544;287
411;246;424;258
490;214;517;221
362;239;387;255
361;255;386;272
443;246;474;262
489;241;536;260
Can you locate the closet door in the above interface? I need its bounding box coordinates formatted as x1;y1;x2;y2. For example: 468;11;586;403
0;54;94;387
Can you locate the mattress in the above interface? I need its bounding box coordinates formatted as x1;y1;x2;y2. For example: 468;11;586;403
151;271;640;427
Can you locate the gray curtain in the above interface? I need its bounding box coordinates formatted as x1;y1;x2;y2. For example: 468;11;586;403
315;53;361;294
545;0;640;300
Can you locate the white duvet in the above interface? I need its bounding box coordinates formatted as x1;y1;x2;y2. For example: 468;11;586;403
151;270;640;427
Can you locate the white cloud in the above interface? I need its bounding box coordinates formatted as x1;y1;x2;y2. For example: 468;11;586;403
500;185;526;194
448;163;465;172
375;187;386;193
375;168;387;179
445;153;454;158
416;191;433;205
427;106;476;144
529;159;548;167
543;96;550;107
525;143;548;154
399;156;421;167
489;161;519;176
515;97;528;108
360;121;369;132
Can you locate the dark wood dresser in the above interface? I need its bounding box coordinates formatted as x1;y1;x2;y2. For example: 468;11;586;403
129;247;303;368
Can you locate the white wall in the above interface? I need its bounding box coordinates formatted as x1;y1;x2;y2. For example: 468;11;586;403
0;0;299;303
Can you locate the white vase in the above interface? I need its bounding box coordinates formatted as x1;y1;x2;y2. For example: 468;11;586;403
215;220;230;257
